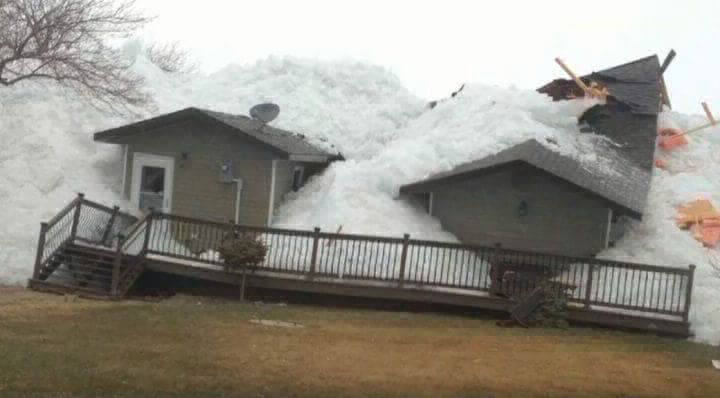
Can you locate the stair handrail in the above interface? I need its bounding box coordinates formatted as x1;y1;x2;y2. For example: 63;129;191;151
32;193;85;279
121;211;152;255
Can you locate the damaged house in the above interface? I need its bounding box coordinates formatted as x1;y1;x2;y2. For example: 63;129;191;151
400;55;669;257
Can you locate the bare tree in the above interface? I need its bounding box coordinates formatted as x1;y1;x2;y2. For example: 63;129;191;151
0;0;152;113
146;41;196;74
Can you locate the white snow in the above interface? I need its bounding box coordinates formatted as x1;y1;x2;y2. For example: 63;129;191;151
2;41;720;344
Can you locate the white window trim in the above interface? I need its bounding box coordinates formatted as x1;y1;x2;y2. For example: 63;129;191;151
130;152;175;213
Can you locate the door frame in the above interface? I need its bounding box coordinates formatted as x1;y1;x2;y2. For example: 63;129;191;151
130;152;175;213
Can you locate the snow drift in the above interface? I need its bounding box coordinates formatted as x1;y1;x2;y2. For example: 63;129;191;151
1;42;719;344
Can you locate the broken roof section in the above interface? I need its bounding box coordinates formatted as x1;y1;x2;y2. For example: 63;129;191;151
539;55;664;115
402;55;664;218
94;107;340;162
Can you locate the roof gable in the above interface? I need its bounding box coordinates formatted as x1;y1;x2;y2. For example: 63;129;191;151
93;107;336;162
400;139;651;217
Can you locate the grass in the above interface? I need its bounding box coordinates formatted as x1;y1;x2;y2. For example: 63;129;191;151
1;286;719;398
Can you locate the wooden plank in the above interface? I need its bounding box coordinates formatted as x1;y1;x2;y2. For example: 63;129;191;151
555;58;590;93
703;102;716;125
659;49;677;75
510;287;545;326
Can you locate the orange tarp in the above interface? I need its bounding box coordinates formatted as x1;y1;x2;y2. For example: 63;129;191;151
658;127;688;150
677;199;720;247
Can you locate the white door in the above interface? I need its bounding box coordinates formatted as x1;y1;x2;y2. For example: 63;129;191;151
130;153;174;213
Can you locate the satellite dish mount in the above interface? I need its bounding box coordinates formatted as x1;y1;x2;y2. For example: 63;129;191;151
250;103;280;124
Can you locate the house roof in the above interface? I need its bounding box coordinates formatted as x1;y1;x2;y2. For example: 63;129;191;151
402;55;664;218
399;139;651;217
585;55;662;115
93;107;338;162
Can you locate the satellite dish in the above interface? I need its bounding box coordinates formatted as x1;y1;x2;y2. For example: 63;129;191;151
250;103;280;123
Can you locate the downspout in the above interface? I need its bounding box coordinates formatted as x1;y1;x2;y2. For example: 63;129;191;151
234;178;244;223
604;208;613;248
267;160;278;226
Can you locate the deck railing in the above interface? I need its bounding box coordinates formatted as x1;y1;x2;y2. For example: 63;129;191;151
132;211;695;321
32;196;696;322
32;194;139;282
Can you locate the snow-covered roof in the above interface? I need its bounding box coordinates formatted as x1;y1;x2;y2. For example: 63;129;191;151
400;139;651;217
93;107;339;162
401;55;664;218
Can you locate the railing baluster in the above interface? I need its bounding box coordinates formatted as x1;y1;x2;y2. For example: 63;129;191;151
683;265;696;322
32;222;49;280
308;227;320;279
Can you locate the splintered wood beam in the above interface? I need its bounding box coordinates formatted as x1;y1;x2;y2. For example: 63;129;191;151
555;58;590;93
680;102;718;136
703;102;716;125
660;75;672;109
660;49;677;75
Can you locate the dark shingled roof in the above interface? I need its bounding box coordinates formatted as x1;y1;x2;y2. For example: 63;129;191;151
94;107;337;161
400;139;651;217
401;55;663;218
585;55;662;116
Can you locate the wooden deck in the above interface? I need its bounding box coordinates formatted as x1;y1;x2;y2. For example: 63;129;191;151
29;195;696;337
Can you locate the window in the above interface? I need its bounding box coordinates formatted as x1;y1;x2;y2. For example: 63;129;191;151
292;166;305;192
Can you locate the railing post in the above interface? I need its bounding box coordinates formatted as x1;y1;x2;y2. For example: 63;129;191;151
100;205;120;246
142;209;154;256
32;222;49;280
683;264;696;322
490;243;503;295
398;233;410;287
584;263;595;309
308;227;321;279
69;193;85;242
112;234;125;296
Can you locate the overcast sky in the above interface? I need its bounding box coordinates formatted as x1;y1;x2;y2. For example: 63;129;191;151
138;0;720;114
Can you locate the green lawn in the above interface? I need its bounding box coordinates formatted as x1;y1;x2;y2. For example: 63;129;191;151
1;287;719;398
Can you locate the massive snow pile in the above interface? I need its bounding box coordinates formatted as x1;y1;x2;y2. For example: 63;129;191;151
1;42;719;344
0;42;424;286
603;110;720;345
273;86;604;235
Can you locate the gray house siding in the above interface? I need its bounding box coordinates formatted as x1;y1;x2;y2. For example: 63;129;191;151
122;119;278;226
417;163;611;257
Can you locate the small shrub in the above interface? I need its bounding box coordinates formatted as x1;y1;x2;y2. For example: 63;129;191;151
527;281;570;329
218;232;267;271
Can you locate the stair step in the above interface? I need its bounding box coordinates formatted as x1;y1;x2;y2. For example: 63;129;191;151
46;273;112;290
28;279;114;299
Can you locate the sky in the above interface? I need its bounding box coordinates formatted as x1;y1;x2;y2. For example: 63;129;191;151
137;0;720;114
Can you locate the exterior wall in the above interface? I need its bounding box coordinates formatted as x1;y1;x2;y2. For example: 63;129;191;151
422;164;611;257
273;160;298;215
272;161;330;217
122;118;280;226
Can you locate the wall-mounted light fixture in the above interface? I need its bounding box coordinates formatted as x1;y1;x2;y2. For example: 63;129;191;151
518;200;529;218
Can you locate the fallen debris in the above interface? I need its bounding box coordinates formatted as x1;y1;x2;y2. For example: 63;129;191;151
658;127;688;151
250;319;304;328
676;199;720;247
555;58;609;100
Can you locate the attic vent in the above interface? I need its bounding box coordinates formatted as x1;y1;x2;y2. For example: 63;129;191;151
250;103;280;123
